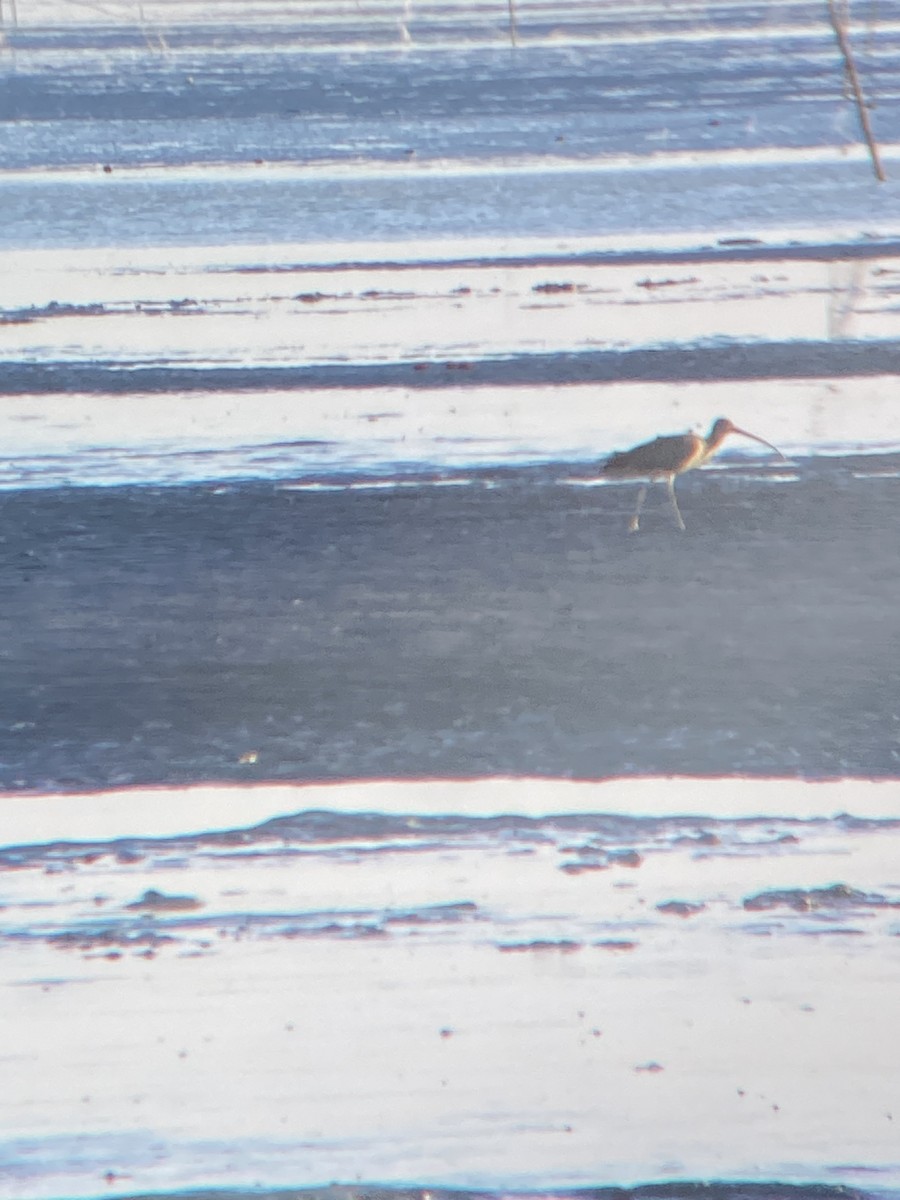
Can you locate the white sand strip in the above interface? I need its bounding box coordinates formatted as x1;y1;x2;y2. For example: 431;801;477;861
2;776;898;848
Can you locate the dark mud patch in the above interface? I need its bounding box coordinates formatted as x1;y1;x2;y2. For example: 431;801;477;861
636;276;700;289
47;927;174;952
657;900;706;917
608;849;643;868
560;858;609;874
125;889;203;913
743;883;899;913
498;939;583;953
559;845;642;873
382;901;480;926
532;281;582;294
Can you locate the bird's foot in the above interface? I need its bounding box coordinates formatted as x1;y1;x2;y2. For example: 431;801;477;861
628;517;640;534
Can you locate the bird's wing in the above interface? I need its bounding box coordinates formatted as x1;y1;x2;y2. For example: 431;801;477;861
603;433;691;475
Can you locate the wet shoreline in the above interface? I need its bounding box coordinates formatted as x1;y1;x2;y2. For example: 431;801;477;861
5;337;900;394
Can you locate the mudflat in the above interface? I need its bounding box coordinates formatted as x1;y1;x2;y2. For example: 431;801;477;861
1;459;896;790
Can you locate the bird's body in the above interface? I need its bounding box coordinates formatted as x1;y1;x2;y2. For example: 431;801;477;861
604;431;709;479
602;417;783;532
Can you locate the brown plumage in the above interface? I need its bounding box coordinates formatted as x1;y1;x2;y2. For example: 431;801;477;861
602;417;784;533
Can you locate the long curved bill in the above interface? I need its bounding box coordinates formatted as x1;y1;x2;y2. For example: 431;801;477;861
732;427;788;461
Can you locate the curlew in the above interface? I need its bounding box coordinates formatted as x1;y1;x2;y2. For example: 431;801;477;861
602;417;784;533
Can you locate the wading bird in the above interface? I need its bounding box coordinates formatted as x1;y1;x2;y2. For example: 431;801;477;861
602;417;784;533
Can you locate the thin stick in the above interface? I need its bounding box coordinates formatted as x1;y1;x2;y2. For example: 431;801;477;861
826;0;886;182
666;477;686;532
507;0;517;47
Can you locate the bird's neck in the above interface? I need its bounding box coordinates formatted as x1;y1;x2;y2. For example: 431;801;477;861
702;429;730;463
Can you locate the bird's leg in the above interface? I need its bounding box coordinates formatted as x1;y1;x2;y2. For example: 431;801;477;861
628;484;648;534
666;476;686;531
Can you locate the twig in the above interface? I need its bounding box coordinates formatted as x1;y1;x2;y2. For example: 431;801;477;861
826;0;886;181
507;0;518;47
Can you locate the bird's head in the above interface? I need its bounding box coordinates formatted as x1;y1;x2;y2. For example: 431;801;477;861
709;417;737;441
707;417;785;460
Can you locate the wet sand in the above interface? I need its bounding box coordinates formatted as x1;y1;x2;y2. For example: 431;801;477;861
3;779;899;1199
5;238;900;398
1;460;897;790
6;337;900;394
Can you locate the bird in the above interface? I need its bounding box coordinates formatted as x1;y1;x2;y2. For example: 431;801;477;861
602;417;785;533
